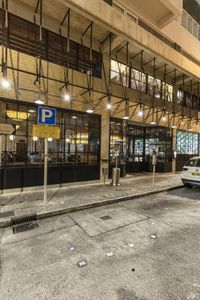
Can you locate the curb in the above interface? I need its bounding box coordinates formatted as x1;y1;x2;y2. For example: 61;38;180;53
0;184;183;228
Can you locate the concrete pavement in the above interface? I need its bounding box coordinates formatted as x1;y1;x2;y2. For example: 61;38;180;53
0;173;183;227
1;187;200;300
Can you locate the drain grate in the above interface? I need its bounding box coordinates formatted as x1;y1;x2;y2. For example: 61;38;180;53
11;214;37;226
13;222;39;234
100;215;112;220
0;211;14;218
12;213;38;234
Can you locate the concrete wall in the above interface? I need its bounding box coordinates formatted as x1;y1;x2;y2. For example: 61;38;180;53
161;14;200;62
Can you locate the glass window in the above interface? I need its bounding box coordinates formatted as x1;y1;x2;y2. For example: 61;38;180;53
110;119;127;165
177;89;184;104
131;69;146;93
185;159;198;167
177;130;199;155
110;59;129;87
182;11;187;28
148;76;161;98
162;82;173;102
0;101;101;168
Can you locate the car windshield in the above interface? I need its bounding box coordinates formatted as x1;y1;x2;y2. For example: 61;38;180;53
185;159;198;167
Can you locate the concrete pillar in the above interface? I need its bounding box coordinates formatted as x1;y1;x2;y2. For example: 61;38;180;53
172;128;177;173
100;112;110;183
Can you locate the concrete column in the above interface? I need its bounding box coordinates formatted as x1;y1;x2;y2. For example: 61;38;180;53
100;112;110;183
172;128;177;174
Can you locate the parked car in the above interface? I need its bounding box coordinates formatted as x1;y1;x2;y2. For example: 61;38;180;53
181;157;200;188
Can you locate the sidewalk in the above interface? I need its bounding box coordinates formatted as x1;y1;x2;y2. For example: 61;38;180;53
0;173;183;227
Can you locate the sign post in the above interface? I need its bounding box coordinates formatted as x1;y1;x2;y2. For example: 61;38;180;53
44;138;48;206
152;154;157;186
36;107;60;206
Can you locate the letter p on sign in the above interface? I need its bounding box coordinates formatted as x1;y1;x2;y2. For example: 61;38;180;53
38;107;56;125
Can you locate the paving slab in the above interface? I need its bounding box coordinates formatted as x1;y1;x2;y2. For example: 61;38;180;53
69;204;148;236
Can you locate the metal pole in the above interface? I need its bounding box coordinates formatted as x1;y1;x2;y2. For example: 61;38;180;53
152;164;155;185
0;135;2;167
44;137;48;205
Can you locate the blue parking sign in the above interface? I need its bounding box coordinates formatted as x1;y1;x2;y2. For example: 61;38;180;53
38;107;56;125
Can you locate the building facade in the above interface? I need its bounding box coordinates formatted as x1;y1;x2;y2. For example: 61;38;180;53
0;0;200;190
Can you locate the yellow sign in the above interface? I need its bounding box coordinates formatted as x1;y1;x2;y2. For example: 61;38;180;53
32;124;60;139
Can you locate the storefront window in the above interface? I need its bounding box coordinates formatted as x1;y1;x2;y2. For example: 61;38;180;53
127;125;145;162
110;119;127;165
0;101;101;167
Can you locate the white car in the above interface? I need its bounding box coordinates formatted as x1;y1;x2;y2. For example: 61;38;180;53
181;157;200;188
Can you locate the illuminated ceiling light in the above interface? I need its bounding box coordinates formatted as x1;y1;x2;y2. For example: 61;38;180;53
1;77;11;89
35;99;44;105
123;101;129;120
28;109;36;113
138;110;144;117
65;137;70;143
86;107;94;114
150;121;156;125
188;128;192;131
171;125;176;128
72;115;77;119
9;134;15;141
181;121;184;125
63;92;71;102
162;116;167;121
48;137;53;142
106;102;112;110
33;136;38;141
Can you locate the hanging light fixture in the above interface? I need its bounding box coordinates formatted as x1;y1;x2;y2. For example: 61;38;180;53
106;93;112;110
33;136;38;141
106;102;112;110
28;109;36;113
123;100;129;120
86;107;94;114
138;104;144;117
35;98;44;105
86;92;94;114
1;77;11;89
63;91;71;102
48;137;53;142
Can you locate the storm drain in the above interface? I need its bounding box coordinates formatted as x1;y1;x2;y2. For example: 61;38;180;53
13;222;39;234
0;211;14;218
100;215;112;220
12;214;39;234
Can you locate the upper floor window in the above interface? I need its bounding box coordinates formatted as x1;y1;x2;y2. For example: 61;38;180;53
111;59;129;87
182;10;200;41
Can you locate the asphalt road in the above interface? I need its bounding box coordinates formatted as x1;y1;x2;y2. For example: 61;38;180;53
0;187;200;300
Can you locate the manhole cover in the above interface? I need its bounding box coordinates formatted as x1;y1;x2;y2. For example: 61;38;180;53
13;222;39;234
0;211;14;218
100;215;112;220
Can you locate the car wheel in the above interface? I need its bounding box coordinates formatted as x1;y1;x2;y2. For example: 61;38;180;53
184;183;193;188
